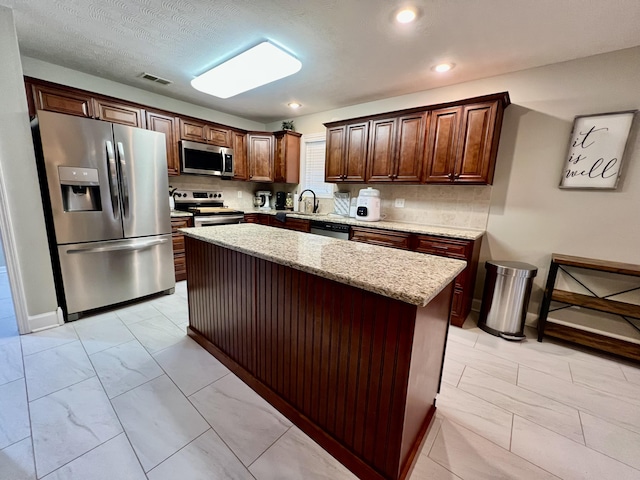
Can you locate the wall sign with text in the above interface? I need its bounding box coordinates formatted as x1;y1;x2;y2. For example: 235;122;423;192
560;110;637;189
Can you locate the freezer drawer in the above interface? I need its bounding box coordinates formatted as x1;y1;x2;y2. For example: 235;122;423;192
58;234;175;316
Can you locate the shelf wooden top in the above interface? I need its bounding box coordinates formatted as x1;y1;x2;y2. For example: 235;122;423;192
552;253;640;277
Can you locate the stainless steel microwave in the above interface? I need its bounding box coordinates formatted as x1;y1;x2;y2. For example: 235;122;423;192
180;141;234;177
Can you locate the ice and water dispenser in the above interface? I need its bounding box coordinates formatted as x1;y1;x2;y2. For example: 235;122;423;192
58;166;102;212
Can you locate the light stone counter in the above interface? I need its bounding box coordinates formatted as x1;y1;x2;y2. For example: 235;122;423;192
181;223;466;307
249;210;484;240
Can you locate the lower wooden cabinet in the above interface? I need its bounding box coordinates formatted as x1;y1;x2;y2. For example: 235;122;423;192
350;227;411;250
350;227;481;327
268;215;310;232
244;213;310;232
171;217;193;281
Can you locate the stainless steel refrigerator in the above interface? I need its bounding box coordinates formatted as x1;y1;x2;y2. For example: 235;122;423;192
33;110;175;320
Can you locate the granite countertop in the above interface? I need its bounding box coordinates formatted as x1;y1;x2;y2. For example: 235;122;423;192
170;210;193;218
248;210;484;240
180;224;466;307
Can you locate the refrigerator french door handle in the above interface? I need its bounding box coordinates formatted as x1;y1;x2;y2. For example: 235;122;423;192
66;238;168;254
105;141;120;219
116;142;130;218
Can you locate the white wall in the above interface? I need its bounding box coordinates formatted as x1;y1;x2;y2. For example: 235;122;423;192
0;6;59;331
21;57;266;132
267;47;640;312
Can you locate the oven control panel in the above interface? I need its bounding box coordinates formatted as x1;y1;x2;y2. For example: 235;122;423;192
173;189;224;204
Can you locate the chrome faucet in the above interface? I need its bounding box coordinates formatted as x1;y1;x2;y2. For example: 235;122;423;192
298;189;319;213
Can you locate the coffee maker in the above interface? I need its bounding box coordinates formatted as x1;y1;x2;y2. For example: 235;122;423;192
275;191;286;210
254;191;272;211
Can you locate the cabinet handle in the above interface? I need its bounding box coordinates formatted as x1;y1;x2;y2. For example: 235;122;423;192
448;173;454;179
434;245;449;250
388;174;393;178
454;173;460;179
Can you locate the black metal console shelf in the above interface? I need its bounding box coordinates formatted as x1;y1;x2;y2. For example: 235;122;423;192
537;253;640;362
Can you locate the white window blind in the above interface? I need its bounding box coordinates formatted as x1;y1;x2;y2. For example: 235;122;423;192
302;134;334;198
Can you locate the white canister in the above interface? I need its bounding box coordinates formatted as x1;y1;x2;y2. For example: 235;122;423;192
356;187;381;221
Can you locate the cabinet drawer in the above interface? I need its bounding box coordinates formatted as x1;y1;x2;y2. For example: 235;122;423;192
171;218;190;233
269;216;310;233
350;227;411;250
414;235;469;259
172;235;185;254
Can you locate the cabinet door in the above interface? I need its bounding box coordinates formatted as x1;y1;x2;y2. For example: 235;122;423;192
232;131;249;180
453;102;498;184
344;122;368;182
325;126;346;182
206;125;231;147
180;118;206;142
95;99;145;127
24;82;36;117
273;131;301;183
395;113;427;182
146;111;180;176
366;118;396;182
424;107;461;183
31;84;94;118
248;133;274;182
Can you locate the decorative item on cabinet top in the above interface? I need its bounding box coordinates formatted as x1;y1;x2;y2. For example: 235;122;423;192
324;92;510;186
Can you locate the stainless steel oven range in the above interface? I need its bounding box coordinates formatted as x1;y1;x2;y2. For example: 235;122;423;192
173;189;244;227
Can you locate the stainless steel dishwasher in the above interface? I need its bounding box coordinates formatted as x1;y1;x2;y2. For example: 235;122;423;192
309;220;350;240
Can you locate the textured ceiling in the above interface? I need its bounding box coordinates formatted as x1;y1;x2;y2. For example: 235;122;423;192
3;0;640;123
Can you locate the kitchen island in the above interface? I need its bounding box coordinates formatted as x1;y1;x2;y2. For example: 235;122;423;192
181;224;466;480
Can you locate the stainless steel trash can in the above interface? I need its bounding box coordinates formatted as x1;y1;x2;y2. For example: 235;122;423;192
478;261;537;341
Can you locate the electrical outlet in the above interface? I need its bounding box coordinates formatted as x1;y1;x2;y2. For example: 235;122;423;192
394;198;405;208
237;191;242;198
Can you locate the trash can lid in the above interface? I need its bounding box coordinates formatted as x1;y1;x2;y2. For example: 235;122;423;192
485;260;538;278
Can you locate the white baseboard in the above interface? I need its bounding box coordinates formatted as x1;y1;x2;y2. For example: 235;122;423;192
29;307;64;332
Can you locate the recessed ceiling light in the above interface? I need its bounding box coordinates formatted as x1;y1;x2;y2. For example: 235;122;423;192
191;41;302;99
396;8;417;23
433;63;455;73
288;102;301;109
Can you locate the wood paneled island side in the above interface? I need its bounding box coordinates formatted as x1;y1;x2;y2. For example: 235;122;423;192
181;224;466;480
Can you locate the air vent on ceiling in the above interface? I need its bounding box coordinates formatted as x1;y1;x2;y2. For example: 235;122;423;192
139;72;173;86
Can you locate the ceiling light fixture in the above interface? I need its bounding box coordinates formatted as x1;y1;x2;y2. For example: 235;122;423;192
396;8;417;23
191;41;302;99
433;63;455;73
288;102;301;109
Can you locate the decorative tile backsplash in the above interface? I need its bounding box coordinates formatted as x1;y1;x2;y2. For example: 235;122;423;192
170;175;491;230
337;184;492;230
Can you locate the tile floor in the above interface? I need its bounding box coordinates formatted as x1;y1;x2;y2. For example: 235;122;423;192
1;281;640;479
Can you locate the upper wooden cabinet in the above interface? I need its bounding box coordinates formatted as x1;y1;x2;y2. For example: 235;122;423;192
326;92;509;185
367;113;427;183
30;83;94;118
232;131;248;181
325;123;367;182
424;107;460;183
180;118;231;147
273;130;301;183
146;110;180;176
325;126;346;182
248;133;274;182
425;99;504;184
179;118;206;142
95;99;145;128
206;125;231;147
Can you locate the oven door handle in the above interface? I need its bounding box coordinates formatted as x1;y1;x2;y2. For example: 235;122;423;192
194;215;244;227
